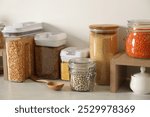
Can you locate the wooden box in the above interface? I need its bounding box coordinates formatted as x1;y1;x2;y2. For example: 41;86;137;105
35;45;65;79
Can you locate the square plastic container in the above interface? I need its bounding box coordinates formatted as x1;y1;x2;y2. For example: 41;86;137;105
35;45;66;79
60;47;89;80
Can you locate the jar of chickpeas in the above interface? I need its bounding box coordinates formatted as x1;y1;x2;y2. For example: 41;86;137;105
69;58;96;92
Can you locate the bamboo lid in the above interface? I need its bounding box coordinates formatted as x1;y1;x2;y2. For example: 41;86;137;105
89;24;119;30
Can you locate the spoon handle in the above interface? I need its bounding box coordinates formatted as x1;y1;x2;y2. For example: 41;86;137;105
30;76;50;83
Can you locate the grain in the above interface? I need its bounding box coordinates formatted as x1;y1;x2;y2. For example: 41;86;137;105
6;36;34;82
90;32;118;85
35;45;65;79
61;62;69;80
126;32;150;58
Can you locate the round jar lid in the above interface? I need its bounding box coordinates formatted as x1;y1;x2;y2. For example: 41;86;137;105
69;58;95;69
128;20;150;27
89;24;119;30
128;20;150;32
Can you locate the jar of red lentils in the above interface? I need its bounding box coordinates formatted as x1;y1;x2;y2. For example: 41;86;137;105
126;20;150;58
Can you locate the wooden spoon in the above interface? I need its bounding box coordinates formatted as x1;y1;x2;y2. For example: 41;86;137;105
30;75;50;83
31;76;64;91
47;82;64;91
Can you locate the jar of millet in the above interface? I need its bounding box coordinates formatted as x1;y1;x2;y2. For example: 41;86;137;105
126;20;150;58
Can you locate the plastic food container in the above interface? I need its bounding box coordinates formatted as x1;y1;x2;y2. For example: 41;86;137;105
6;36;34;82
69;58;96;92
35;32;67;47
89;24;118;85
60;47;89;80
35;45;65;79
126;20;150;58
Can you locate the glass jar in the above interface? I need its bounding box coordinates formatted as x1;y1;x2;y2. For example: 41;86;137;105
69;58;96;92
89;24;118;85
126;20;150;58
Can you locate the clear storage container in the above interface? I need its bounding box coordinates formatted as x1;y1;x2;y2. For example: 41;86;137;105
126;20;150;58
69;58;96;92
89;24;118;85
60;47;89;81
6;36;34;82
35;45;65;79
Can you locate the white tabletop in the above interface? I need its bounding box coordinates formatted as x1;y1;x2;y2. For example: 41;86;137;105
0;76;150;100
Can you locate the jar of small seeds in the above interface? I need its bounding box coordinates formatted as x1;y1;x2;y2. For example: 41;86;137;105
126;20;150;58
69;58;96;92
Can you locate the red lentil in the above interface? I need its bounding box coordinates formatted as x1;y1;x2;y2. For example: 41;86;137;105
126;32;150;58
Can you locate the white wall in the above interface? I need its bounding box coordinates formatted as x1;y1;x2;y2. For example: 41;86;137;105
0;0;150;50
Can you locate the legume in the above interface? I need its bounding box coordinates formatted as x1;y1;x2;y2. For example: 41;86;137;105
126;32;150;58
70;63;96;92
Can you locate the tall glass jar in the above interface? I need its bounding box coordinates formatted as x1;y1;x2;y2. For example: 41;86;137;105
69;58;96;92
89;24;119;85
126;20;150;58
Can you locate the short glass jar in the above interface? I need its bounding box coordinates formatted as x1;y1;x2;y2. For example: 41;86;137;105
126;20;150;58
69;58;96;92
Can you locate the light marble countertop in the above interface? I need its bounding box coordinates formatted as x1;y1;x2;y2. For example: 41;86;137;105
0;76;150;100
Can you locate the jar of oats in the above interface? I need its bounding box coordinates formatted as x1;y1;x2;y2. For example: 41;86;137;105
89;24;119;85
69;58;96;92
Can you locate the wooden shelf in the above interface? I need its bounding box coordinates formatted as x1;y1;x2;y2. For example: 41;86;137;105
110;52;150;92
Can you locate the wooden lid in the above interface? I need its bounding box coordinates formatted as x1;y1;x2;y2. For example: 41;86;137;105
89;24;119;30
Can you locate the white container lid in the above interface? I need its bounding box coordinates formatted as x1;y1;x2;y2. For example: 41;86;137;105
2;22;43;33
60;47;89;62
34;32;67;47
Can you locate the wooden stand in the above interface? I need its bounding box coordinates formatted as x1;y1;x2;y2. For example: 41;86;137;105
110;52;150;92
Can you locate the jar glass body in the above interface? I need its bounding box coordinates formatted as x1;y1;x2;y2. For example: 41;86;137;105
89;27;118;85
126;20;150;58
69;58;96;92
